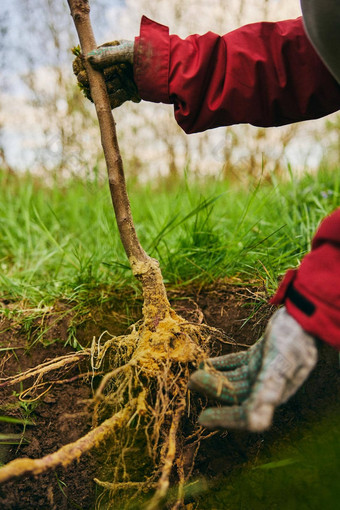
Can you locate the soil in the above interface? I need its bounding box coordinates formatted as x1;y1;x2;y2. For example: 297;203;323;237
0;281;339;509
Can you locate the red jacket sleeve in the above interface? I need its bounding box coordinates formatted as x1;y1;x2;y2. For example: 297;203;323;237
270;208;340;350
134;16;340;133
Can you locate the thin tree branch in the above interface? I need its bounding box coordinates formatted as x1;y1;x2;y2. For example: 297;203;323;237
67;0;148;266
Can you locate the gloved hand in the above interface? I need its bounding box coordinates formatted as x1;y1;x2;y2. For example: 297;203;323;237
72;40;140;109
188;307;318;432
87;40;134;67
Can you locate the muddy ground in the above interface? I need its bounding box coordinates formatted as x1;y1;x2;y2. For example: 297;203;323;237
0;281;339;509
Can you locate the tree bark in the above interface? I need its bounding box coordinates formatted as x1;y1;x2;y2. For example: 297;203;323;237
67;0;148;265
67;0;170;319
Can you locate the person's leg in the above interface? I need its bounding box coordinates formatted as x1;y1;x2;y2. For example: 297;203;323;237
301;0;340;83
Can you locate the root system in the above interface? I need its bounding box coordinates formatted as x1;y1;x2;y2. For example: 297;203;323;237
0;260;228;509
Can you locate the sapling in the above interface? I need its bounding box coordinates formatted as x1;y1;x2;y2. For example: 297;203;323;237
0;1;228;507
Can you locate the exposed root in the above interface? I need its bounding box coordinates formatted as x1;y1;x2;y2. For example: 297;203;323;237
146;397;186;510
18;382;53;402
0;350;90;388
94;480;158;490
0;405;133;484
17;371;104;403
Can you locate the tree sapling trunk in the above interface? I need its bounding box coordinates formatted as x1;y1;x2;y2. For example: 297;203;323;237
66;0;171;326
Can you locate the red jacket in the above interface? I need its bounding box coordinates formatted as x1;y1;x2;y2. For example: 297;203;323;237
134;16;340;349
270;210;340;350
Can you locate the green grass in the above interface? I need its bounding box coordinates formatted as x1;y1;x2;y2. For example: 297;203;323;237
0;165;338;308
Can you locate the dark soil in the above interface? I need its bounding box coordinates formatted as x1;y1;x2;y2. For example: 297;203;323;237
0;281;339;509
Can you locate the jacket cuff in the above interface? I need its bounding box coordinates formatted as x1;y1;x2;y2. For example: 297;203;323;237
134;16;171;104
270;268;297;305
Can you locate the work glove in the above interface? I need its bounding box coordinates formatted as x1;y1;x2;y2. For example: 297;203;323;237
72;40;140;109
188;307;318;432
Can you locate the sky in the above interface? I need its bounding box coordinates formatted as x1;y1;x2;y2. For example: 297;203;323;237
0;0;335;175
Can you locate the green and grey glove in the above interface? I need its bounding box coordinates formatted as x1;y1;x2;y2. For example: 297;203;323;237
87;40;134;67
72;40;140;109
188;307;318;432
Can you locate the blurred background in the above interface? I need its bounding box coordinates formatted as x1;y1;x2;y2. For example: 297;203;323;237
1;0;339;183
